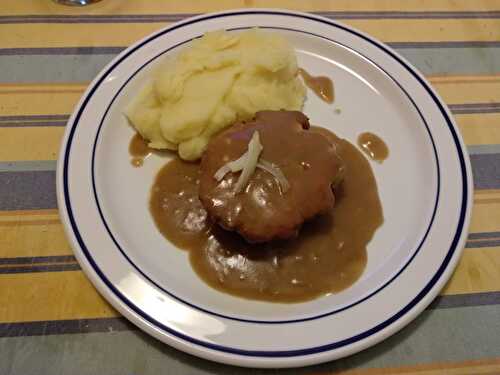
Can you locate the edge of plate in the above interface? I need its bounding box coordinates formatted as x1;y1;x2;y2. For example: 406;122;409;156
56;8;474;368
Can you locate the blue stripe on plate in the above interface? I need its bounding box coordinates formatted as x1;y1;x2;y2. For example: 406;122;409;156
60;10;469;357
88;24;441;325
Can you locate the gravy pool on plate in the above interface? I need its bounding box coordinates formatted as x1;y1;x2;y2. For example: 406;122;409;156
148;124;383;303
357;132;389;163
129;132;152;167
298;68;334;103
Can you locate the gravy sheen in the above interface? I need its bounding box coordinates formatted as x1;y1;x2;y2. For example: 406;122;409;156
299;68;334;103
129;133;152;167
357;132;389;163
149;128;383;302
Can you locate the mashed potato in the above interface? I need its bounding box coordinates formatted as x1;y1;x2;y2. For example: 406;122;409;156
125;29;306;160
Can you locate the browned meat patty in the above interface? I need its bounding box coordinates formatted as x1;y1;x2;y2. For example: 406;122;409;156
199;110;344;243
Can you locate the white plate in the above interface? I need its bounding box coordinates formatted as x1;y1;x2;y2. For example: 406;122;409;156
56;9;473;368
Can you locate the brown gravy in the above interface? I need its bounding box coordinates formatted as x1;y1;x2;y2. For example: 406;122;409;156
150;129;383;302
299;68;334;103
129;133;152;167
199;111;342;243
357;132;389;163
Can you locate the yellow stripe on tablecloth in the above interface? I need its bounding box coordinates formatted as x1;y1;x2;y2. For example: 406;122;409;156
474;189;500;204
1;0;499;15
1;76;498;115
0;112;484;160
0;76;498;115
0;83;85;116
345;18;500;42
0;208;59;222
428;75;500;84
457;114;500;146
0;127;64;161
1;18;500;49
0;82;85;94
2;113;499;162
443;247;500;295
475;189;500;195
429;75;500;105
336;358;500;374
0;271;118;323
470;199;500;234
0;23;161;49
0;211;70;259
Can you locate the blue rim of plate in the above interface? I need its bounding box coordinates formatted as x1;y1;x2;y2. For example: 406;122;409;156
62;10;468;357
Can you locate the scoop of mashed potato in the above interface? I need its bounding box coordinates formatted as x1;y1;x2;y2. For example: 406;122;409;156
125;29;306;160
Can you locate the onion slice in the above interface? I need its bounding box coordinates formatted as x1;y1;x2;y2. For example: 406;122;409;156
257;159;290;193
212;131;290;194
214;164;232;182
234;131;263;193
214;149;249;181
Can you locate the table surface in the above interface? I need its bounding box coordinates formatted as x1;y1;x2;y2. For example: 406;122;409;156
1;1;500;374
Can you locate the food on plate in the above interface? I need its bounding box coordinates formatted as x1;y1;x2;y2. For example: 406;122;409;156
149;111;384;302
124;82;176;151
124;29;385;301
357;132;389;163
298;68;334;103
198;110;344;243
129;132;152;167
125;29;306;161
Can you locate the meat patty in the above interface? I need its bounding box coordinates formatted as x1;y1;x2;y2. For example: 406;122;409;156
199;110;344;243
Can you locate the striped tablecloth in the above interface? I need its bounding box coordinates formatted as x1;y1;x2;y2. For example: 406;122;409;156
1;1;499;374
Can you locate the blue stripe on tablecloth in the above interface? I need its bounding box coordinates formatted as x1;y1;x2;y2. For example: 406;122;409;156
0;264;81;274
0;161;57;172
469;154;500;190
1;11;500;24
0;318;135;337
465;239;500;248
0;255;75;265
1;46;500;82
0;47;125;56
2;43;500;58
0;115;70;128
466;232;500;248
0;255;79;274
0;171;56;210
448;103;500;114
0;292;498;338
2;305;498;373
0;148;497;211
469;231;500;240
0;14;194;24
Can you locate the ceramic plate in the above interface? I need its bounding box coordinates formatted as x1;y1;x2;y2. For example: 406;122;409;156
56;9;473;368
